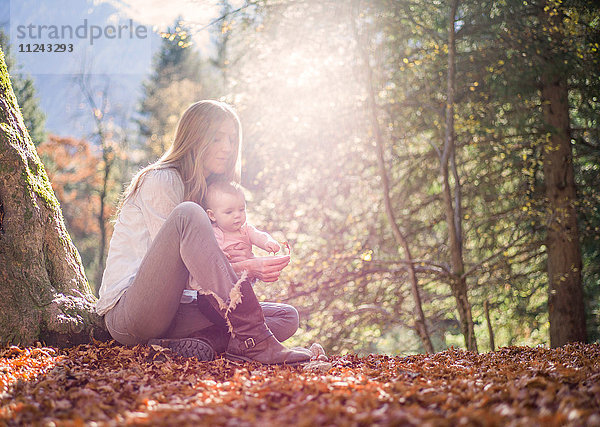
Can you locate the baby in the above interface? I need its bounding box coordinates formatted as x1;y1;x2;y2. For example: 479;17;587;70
200;180;329;362
204;180;281;260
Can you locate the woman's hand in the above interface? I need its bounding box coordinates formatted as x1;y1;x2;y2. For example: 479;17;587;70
232;255;291;282
225;243;254;263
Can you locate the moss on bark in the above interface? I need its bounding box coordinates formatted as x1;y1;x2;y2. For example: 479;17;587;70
0;47;109;347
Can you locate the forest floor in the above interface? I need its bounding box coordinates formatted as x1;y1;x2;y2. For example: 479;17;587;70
1;341;599;426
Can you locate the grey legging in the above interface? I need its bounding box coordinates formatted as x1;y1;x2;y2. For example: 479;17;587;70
104;202;299;347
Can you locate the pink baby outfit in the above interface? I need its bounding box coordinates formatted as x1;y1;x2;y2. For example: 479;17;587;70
213;223;269;258
187;222;273;291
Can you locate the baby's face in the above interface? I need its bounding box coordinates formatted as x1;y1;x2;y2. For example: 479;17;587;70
210;192;247;233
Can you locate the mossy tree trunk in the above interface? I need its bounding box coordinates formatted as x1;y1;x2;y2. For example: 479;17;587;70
0;48;108;347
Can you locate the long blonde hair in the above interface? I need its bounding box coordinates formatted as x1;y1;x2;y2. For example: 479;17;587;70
122;100;242;207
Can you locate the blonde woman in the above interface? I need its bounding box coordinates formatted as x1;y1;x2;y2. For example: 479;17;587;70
96;100;310;365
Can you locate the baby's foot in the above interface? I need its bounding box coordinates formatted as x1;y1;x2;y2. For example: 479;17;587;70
309;343;328;361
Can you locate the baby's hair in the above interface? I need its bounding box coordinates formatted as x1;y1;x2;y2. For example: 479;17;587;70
204;180;245;210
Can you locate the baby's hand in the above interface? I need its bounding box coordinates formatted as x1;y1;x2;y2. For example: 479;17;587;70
265;240;281;253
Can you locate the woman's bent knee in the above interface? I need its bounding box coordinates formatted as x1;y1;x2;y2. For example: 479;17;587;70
281;304;300;331
261;302;300;342
173;201;208;220
172;201;211;229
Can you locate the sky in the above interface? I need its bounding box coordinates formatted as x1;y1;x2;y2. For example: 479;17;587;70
4;0;242;74
0;0;241;136
99;0;236;32
99;0;247;56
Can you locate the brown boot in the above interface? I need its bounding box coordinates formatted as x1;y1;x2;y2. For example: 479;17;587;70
224;281;310;365
190;324;230;355
192;295;231;354
148;337;215;361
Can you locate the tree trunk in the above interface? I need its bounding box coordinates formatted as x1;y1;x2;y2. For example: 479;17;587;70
76;74;113;296
0;49;108;347
484;300;495;351
367;66;434;354
541;72;587;347
442;0;478;352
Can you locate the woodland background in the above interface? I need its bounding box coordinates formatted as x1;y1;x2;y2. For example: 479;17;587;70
1;0;599;355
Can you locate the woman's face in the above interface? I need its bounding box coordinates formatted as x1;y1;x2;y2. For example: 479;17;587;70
203;119;236;176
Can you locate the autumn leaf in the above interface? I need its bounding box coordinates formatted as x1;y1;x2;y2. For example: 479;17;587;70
1;342;599;425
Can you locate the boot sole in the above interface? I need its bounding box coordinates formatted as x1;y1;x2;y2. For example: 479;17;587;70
224;352;309;366
149;338;215;361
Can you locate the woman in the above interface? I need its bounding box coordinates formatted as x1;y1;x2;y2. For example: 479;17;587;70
96;100;310;365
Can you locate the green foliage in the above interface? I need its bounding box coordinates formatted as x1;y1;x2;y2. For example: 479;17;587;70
226;0;452;354
570;53;600;344
224;0;599;354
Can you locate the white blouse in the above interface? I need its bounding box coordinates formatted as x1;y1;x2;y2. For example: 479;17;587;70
96;168;185;315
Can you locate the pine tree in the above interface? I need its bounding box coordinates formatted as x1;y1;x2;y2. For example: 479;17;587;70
136;18;206;160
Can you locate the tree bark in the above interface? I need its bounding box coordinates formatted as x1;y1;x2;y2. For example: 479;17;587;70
442;0;478;352
541;72;587;347
0;48;108;347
